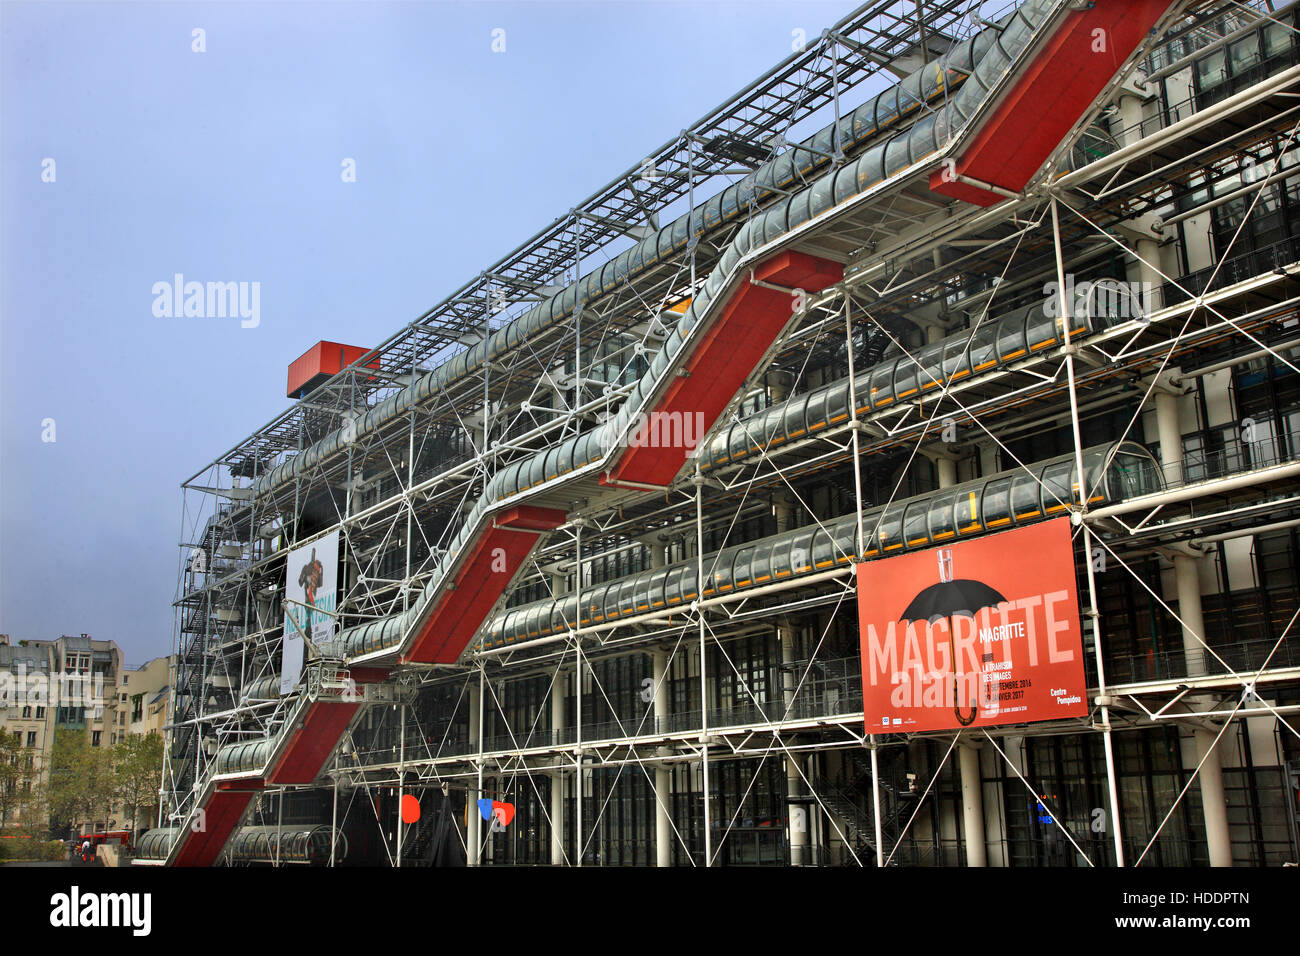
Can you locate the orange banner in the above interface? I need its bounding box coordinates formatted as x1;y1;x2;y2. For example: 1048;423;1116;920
857;518;1088;733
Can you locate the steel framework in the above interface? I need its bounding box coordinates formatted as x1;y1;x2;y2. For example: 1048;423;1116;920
146;0;1300;869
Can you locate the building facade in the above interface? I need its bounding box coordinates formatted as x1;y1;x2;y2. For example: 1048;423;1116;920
0;634;123;829
144;0;1300;867
1;635;172;835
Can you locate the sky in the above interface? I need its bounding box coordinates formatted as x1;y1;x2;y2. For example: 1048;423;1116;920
1;0;854;668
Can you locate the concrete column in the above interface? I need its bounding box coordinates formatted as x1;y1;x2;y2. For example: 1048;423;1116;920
1174;553;1206;678
641;537;667;570
550;769;565;866
1155;387;1184;487
467;681;481;866
936;455;957;489
925;324;944;345
1116;94;1143;146
1173;552;1233;867
773;491;797;533
780;626;808;866
550;668;566;865
1194;727;1234;868
958;742;987;867
1135;237;1164;317
652;650;672;867
978;441;1000;477
765;370;791;404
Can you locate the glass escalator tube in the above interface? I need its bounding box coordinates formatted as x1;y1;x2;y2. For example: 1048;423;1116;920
486;440;1164;647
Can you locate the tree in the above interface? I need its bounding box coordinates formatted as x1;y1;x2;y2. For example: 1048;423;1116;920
113;733;163;836
0;732;41;828
47;730;106;837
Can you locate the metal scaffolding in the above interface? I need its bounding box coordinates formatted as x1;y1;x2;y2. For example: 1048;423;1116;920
149;0;1300;869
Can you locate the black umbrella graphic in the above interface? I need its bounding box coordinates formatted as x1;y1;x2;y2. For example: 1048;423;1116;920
899;548;1006;726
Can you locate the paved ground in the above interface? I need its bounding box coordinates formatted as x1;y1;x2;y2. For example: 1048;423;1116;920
0;855;103;867
0;860;83;867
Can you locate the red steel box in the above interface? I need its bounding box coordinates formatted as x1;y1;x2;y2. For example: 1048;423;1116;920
286;341;380;398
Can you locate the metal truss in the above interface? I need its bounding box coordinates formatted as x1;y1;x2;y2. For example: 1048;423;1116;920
162;0;1300;867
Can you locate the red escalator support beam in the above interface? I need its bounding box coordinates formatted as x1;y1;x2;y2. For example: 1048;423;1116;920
930;0;1176;206
402;505;567;664
171;782;264;867
269;700;362;785
604;250;842;488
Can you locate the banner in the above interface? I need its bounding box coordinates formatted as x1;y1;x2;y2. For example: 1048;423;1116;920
857;518;1088;733
282;530;339;694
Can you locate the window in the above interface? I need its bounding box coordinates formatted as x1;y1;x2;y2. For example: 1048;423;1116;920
91;731;101;747
21;705;30;719
111;733;117;745
35;707;44;719
25;732;36;748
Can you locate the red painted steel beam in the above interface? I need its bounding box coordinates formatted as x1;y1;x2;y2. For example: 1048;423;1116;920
930;0;1175;206
268;701;362;785
402;506;566;664
171;782;264;867
604;250;842;488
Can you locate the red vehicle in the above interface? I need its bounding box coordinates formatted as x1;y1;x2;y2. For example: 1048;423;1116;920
74;830;131;861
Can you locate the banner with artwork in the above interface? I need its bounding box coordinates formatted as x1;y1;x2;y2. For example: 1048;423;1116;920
857;518;1088;733
281;530;339;694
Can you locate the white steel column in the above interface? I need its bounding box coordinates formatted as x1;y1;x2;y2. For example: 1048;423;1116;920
573;521;585;867
652;649;673;867
551;665;566;866
575;643;584;868
1173;551;1233;866
780;625;807;866
330;764;339;867
396;702;406;867
1053;197;1126;866
844;295;882;869
694;472;712;867
958;741;987;867
467;673;482;866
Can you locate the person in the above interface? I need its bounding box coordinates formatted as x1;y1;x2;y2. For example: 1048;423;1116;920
80;838;91;863
298;548;322;607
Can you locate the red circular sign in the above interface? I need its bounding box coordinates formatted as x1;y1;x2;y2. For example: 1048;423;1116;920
400;794;421;824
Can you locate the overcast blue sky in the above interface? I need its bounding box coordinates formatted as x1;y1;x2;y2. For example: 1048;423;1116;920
1;0;853;666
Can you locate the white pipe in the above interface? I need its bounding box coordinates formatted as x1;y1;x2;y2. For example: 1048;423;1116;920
1055;65;1300;192
1087;461;1300;520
